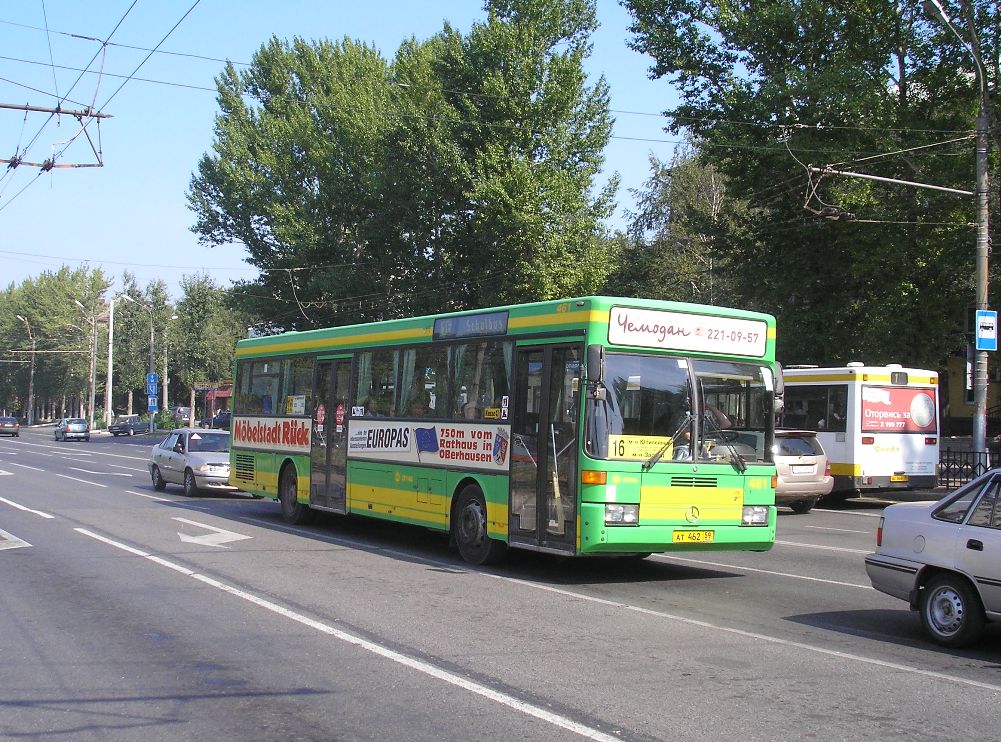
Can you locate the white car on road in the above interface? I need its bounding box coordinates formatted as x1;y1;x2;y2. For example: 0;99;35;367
865;469;1001;647
148;428;237;497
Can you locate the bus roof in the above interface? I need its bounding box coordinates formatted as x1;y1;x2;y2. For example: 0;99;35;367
783;364;938;384
235;295;776;360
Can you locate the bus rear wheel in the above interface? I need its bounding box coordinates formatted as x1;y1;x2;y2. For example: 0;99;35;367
279;465;311;525
454;485;506;565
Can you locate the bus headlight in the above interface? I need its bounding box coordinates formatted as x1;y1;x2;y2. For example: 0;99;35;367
741;506;769;525
605;504;639;525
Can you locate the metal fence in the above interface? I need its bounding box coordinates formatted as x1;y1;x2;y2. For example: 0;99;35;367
938;447;994;489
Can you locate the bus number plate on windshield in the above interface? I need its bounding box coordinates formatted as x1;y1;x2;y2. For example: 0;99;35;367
672;530;714;544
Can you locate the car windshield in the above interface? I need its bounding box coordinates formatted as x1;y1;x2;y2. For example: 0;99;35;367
585;354;774;464
187;433;229;453
775;434;823;456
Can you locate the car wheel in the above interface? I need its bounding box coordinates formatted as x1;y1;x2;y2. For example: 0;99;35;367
453;485;507;565
919;573;986;648
279;465;311;524
183;469;199;497
151;465;167;492
128;428;135;436
790;498;817;514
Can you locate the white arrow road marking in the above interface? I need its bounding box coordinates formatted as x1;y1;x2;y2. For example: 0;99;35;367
173;517;252;548
0;527;31;550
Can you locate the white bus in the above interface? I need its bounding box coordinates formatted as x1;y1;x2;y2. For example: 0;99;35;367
781;363;939;496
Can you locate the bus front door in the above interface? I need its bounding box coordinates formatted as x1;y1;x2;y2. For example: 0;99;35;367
310;358;351;512
509;344;580;553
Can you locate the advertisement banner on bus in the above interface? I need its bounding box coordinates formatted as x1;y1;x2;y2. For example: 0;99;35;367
348;421;512;471
232;416;312;454
860;386;938;433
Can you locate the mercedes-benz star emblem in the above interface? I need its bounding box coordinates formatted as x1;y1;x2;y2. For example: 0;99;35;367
685;506;699;523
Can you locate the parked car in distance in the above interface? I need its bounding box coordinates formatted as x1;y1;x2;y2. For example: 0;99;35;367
0;416;20;437
865;468;1000;647
210;410;232;430
773;429;833;514
171;406;192;422
108;414;148;436
55;417;90;442
148;428;237;496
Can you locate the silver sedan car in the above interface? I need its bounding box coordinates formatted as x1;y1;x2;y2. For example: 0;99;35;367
148;428;237;496
865;469;1000;647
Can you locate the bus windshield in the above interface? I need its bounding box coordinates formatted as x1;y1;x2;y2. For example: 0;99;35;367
585;354;774;465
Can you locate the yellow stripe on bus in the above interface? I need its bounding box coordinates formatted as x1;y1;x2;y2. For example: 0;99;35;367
786;372;937;384
641;486;743;521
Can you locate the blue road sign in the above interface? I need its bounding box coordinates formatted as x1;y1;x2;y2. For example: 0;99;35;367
147;395;158;412
146;372;159;396
976;310;997;352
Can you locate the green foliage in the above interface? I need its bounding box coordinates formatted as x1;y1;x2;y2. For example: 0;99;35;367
188;0;617;328
624;0;999;370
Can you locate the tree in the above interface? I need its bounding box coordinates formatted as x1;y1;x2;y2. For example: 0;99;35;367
172;274;250;422
624;0;998;369
605;146;747;305
188;0;617;328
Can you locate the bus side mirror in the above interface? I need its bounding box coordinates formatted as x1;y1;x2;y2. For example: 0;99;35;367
587;344;604;384
586;344;606;400
773;361;785;416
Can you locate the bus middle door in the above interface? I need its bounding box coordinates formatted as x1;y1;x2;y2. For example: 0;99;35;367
509;344;580;553
310;357;351;512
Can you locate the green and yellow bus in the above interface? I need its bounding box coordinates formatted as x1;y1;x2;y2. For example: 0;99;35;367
230;296;779;564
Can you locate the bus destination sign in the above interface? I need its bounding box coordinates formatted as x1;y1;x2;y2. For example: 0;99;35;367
608;306;767;358
433;311;509;341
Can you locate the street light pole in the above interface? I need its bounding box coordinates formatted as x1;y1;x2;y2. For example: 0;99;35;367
925;0;991;455
74;300;98;430
121;295;156;434
15;314;35;426
163;314;178;414
105;298;115;426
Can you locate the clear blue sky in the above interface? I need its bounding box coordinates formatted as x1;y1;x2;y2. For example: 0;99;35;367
1;1;682;301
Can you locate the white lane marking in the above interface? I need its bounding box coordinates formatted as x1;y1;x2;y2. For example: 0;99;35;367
804;525;870;534
52;473;106;488
110;464;147;473
74;528;620;742
0;469;11;476
125;489;170;502
173;517;252;548
9;462;44;471
814;508;883;518
651;554;872;589
775;539;869;554
69;467;132;477
0;527;31;550
9;440;150;461
0;496;55;518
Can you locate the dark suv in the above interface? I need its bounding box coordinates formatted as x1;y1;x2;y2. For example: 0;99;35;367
210;411;232;430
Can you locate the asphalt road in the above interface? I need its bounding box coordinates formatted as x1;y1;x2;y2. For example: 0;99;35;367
0;427;997;741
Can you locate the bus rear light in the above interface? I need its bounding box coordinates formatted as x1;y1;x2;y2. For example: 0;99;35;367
876;516;884;546
861;436;875;445
581;470;606;485
925;437;937;445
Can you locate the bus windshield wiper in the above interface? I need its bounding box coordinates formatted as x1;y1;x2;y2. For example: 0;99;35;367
643;414;691;471
703;413;747;473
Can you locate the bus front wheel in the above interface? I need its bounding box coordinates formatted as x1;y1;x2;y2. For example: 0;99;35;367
279;465;311;525
454;485;506;565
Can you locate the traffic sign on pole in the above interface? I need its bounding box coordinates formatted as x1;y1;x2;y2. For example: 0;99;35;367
146;372;159;396
975;309;997;351
148;395;158;412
